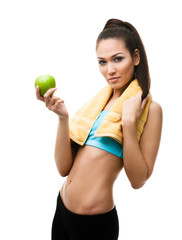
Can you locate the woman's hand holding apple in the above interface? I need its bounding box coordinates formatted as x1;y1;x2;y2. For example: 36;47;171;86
36;87;69;120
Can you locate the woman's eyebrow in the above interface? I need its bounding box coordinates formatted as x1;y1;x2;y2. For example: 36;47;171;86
97;52;124;59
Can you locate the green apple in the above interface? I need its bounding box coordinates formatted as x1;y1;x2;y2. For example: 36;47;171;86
35;75;56;97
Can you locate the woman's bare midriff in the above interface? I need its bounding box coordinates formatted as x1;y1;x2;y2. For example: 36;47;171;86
60;145;123;215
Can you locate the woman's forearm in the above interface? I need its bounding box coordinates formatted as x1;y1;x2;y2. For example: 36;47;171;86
54;117;73;177
122;121;149;189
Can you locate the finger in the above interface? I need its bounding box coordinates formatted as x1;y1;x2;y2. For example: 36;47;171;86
141;94;149;109
52;95;61;101
44;95;61;107
137;91;142;98
36;86;44;102
44;88;57;98
44;88;57;105
46;96;57;109
46;95;64;109
56;98;64;103
50;99;65;113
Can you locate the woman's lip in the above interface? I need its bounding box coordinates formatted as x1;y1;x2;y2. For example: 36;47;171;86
109;77;120;82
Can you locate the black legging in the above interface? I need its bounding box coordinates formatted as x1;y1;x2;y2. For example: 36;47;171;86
52;192;119;240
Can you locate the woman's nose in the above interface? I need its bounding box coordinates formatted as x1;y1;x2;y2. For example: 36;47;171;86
107;63;116;75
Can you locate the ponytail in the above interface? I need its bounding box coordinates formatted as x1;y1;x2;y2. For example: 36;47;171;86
96;19;150;99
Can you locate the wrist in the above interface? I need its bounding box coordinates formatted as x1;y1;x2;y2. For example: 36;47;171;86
122;117;136;128
122;119;137;139
58;115;69;122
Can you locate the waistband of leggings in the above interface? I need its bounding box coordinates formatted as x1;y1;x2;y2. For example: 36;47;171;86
57;191;117;220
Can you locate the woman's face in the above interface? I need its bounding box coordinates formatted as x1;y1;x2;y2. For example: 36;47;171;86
96;38;140;91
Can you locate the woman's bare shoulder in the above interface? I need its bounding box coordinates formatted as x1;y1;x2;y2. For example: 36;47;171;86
144;100;163;134
141;100;163;141
149;101;163;117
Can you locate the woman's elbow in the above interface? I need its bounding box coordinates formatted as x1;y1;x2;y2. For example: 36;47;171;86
55;161;71;177
59;171;69;177
131;165;154;189
57;168;70;177
131;182;145;190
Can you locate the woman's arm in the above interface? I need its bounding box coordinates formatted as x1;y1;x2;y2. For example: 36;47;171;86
36;87;74;177
54;117;74;177
122;92;163;189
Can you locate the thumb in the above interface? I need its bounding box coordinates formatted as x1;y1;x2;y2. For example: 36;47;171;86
141;94;149;109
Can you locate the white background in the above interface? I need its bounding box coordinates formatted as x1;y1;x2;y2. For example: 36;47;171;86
0;0;181;239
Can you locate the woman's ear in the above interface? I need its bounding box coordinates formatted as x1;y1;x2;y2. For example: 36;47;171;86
133;49;140;66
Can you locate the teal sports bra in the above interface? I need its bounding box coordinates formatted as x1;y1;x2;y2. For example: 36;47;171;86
85;111;123;158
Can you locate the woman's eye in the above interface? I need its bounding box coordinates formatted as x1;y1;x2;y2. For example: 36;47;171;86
114;57;123;62
99;60;106;65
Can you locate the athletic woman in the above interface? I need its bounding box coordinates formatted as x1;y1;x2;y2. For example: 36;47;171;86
36;18;163;240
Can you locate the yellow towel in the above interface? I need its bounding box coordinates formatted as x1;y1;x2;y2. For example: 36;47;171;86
69;79;152;146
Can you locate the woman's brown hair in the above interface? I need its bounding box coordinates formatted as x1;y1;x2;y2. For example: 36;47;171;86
96;19;150;99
